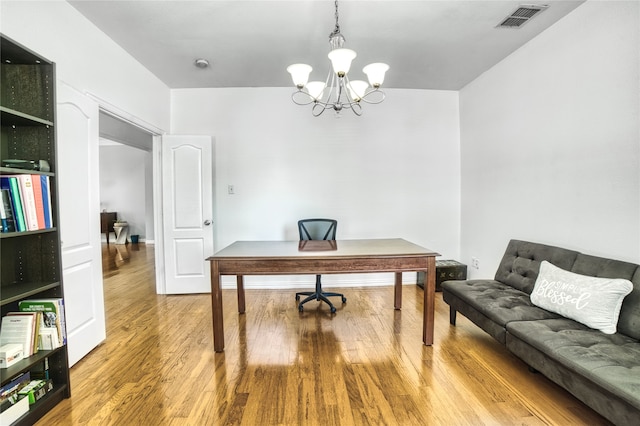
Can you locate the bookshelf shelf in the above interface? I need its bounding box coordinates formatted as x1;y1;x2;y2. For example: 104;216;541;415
0;167;55;177
0;106;54;127
0;34;70;425
0;227;58;239
0;347;63;382
0;281;62;307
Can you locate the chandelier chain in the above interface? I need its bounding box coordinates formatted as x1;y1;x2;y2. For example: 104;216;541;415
332;0;341;37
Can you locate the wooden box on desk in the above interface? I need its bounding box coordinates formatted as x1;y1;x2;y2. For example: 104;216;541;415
417;260;467;292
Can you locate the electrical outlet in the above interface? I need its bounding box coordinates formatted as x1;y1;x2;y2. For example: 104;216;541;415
471;257;480;269
228;185;235;195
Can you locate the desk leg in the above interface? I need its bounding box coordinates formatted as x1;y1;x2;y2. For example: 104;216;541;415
237;275;245;313
394;272;402;309
210;260;225;352
423;256;436;346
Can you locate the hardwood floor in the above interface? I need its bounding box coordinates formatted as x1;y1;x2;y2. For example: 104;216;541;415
36;243;611;425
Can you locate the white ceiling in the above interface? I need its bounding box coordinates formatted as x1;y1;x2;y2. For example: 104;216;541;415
69;0;585;90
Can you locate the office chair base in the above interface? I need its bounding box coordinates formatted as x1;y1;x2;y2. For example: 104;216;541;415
296;291;347;313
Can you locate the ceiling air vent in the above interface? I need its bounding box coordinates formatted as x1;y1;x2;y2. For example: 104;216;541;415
497;4;549;28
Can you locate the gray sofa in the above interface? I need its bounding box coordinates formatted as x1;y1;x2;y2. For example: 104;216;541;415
442;239;640;425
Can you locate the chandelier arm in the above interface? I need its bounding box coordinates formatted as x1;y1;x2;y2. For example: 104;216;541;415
337;76;347;102
340;75;369;109
312;103;327;117
326;68;337;102
357;89;386;105
291;91;318;106
292;91;336;114
319;70;338;108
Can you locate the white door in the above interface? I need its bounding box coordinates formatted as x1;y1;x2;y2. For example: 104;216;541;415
162;135;214;294
57;82;106;366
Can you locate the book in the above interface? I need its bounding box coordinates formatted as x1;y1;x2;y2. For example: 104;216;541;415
18;379;53;405
0;190;5;231
1;177;26;232
0;372;30;421
30;174;46;229
41;175;53;228
12;175;39;231
0;314;37;357
38;328;59;350
0;191;9;232
0;188;16;232
18;299;66;347
0;372;30;405
0;395;28;423
30;357;50;380
6;312;40;356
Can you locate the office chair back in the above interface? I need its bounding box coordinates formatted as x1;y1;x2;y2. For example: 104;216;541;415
298;219;337;241
295;218;345;313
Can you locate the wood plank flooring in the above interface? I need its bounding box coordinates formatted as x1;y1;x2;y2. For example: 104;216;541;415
36;243;612;425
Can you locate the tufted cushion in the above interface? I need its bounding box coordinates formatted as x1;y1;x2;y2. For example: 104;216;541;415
441;279;561;326
494;240;579;294
619;267;640;340
571;253;640;340
507;319;640;410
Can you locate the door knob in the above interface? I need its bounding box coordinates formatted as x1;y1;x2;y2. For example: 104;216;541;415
204;220;212;226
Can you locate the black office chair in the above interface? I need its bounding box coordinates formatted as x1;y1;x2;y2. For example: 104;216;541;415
295;218;346;313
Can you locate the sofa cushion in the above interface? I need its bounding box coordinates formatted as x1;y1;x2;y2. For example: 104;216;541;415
441;279;561;327
494;239;579;294
619;267;640;340
571;254;640;340
506;319;640;411
531;261;633;334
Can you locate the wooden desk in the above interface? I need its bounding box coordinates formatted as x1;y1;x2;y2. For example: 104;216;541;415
207;238;439;352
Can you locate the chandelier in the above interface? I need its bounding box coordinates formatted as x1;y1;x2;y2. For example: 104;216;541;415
287;0;389;117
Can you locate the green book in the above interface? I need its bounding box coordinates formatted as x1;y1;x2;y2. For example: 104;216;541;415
7;177;26;232
18;299;66;348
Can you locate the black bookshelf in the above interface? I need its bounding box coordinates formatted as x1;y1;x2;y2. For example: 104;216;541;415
0;34;70;425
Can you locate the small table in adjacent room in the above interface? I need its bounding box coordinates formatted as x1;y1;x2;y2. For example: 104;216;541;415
113;222;129;245
417;259;467;292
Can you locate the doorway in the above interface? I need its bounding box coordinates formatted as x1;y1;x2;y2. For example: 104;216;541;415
98;111;156;284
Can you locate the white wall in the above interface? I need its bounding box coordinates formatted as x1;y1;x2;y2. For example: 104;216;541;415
0;0;170;131
459;1;640;278
99;144;151;241
171;87;461;286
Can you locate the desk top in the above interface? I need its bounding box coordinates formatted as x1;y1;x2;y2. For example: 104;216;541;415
208;238;439;260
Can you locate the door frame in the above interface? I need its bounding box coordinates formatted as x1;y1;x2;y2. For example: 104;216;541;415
85;93;168;293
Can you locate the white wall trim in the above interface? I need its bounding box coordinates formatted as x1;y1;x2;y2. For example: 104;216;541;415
86;92;166;136
152;135;166;294
84;93;168;294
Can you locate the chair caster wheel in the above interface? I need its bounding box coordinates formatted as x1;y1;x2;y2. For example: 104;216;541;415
298;305;304;312
342;297;347;303
330;306;337;313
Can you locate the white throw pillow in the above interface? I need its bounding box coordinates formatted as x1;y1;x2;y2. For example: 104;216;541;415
530;261;633;334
